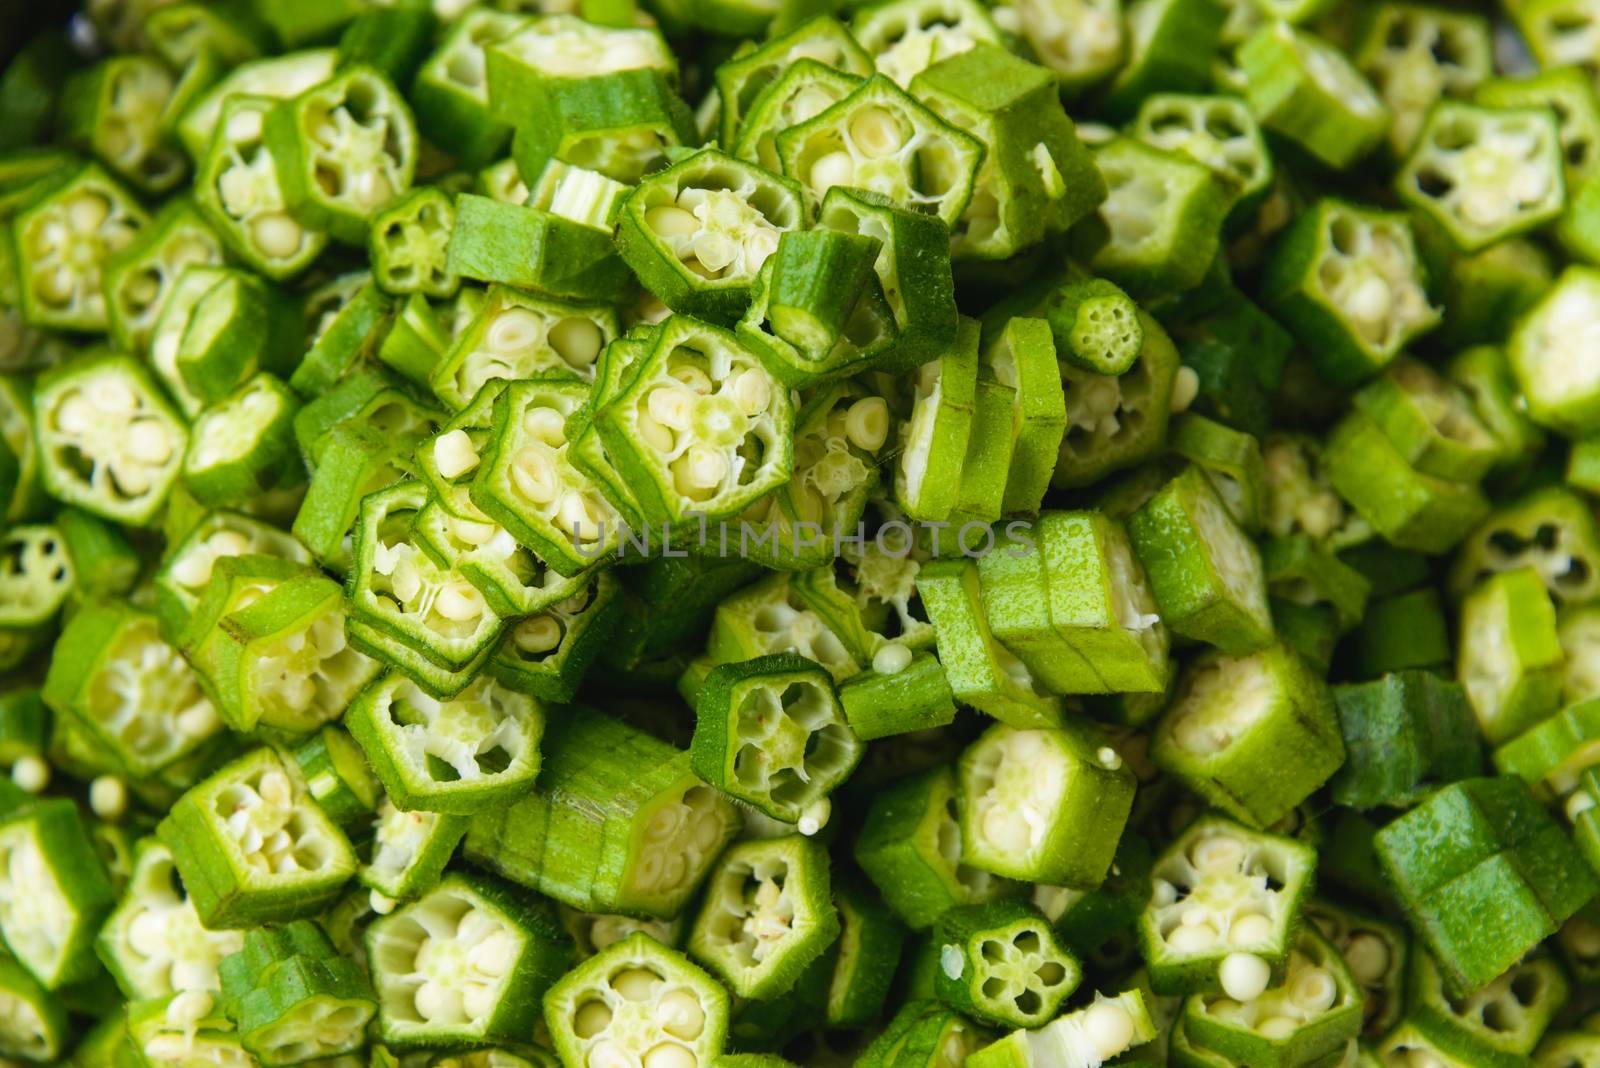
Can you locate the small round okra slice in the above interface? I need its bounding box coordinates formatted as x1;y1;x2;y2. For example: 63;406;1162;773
1131;93;1272;223
430;285;617;410
1303;899;1407;1038
851;0;1003;88
103;200;225;355
598;315;794;527
776;74;983;228
265;65;419;246
545;931;729;1068
1352;5;1492;156
154;510;312;640
0;954;66;1061
1410;948;1566;1058
1136;813;1317;997
688;835;840;999
1237;22;1390;170
61;54;187;196
360;798;469;907
12;162;147;332
1352;358;1501;484
182;372;303;509
617;148;804;326
194;95;329;281
690;653;863;824
369;871;571;1049
731;59;864;173
97;839;246;999
968;989;1156;1068
370;186;460;299
156;747;359;928
217;921;377;1066
0;799;117;990
934;900;1081;1029
1509;265;1600;436
0;524;71;629
1181;929;1364;1068
1043;278;1143;376
958;721;1136;887
1397;103;1565;254
346;672;545;815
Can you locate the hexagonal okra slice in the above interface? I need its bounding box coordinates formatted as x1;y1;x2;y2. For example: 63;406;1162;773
545;932;729;1068
347;671;545;815
430;285;617;410
1352;3;1492;155
370;186;459;299
852;0;1003;87
706;573;863;684
0;799;116;989
62;53;188;195
32;354;186;526
98;839;245;1000
776;74;984;227
690;653;863;825
217;921;377;1066
1509;265;1600;437
1448;488;1600;606
1050;309;1179;489
0;955;66;1061
126;991;255;1068
157;747;358;928
1408;947;1567;1059
688;836;840;999
359;798;469;908
0;523;72;630
597;316;794;528
487;570;623;703
11;162;147;332
410;9;524;168
1352;357;1503;484
103;200;225;355
967;989;1156;1068
1136;813;1317;997
934;899;1081;1029
483;15;676;126
1131;93;1273;223
732;60;864;173
713;15;873;148
367;871;571;1048
153;510;311;639
617;148;805;326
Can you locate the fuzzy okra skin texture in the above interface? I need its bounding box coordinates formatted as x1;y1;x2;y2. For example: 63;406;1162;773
16;0;1600;1064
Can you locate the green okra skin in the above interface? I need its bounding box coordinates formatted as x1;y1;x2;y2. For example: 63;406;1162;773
1053;308;1180;490
1353;588;1451;677
59;55;188;197
154;510;312;640
0;799;117;990
1097;0;1225;120
292;725;382;832
1434;238;1556;355
410;10;523;169
1151;642;1344;829
1538;1031;1600;1068
977;316;1066;516
1035;829;1154;958
0;953;67;1061
337;3;436;85
289;279;394;398
760;228;882;358
968;989;1155;1068
688;835;840;999
1330;672;1484;812
484;14;675;125
826;874;906;1029
507;66;695;188
857;996;996;1068
1448;487;1600;606
894;317;977;523
102;199;225;356
0;687;48;765
958;719;1136;887
0;31;73;153
1239;20;1390;169
1132;93;1273;228
488;571;623;702
1510;265;1600;437
935;374;1018;551
1261;534;1372;635
217;920;377;1066
292;366;440;465
1351;358;1504;484
1458;567;1565;747
714;15;872;148
369;188;459;301
447;194;635;305
1374;776;1599;997
288;423;410;574
933;899;1080;1029
0;523;71;630
359;798;469;903
1408;948;1567;1060
1168;413;1267;533
837;653;957;742
377;293;452;389
182;373;305;510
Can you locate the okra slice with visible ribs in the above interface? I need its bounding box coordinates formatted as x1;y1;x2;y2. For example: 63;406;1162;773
776;74;984;228
714;15;872;147
1408;948;1566;1059
146;264;231;417
369;187;459;300
98;839;246;999
1478;66;1600;191
0;377;48;524
732;60;864;173
1509;266;1600;436
507;67;696;190
359;798;468;905
367;871;571;1049
1303;899;1407;1038
1131;93;1272;225
934;899;1081;1029
1237;21;1390;169
958;720;1135;887
431;285;616;410
193;94;329;281
103;199;225;355
449;188;636;307
1137;814;1316;998
968;989;1155;1068
825;875;905;1028
1009;0;1123;92
1330;672;1483;813
0;954;66;1061
263;65;417;246
852;0;1003;88
1168;414;1267;533
10;161;146;332
857;997;995;1067
60;53;186;196
1262;199;1438;388
1396;103;1566;254
563;908;683;961
0;524;71;630
216;920;376;1066
1351;358;1502;484
0;799;116;989
154;510;312;639
1458;568;1564;746
410;9;524;169
687;835;839;999
1179;928;1363;1068
484;14;674;123
1042;279;1143;376
182;372;303;509
702;572;859;683
616;148;804;326
1152;643;1344;828
894;317;978;522
985;316;1066;514
488;571;621;702
43;600;222;779
1052;307;1179;489
293;725;383;832
690;653;862;825
157;747;358;928
1127;465;1273;654
544;932;729;1068
1352;4;1492;155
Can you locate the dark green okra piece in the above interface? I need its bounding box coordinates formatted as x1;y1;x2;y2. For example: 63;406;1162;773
1034;829;1154;958
289;423;411;573
1261;534;1371;635
1168;413;1267;533
1330;672;1483;812
1354;588;1452;677
182;373;304;509
827;874;906;1029
982;316;1067;514
217;920;377;1065
0;688;48;766
1458;567;1565;747
1495;696;1600;876
447;193;635;304
337;2;436;84
289;277;393;397
933;899;1080;1029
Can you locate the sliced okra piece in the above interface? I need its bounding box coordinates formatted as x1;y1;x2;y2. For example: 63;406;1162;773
1435;236;1556;353
154;510;311;639
193;94;330;282
1261;534;1371;634
346;612;492;702
1132;93;1272;225
690;653;862;825
375;293;453;390
703;572;861;684
1052;308;1179;489
917;558;1065;728
618;149;804;326
545;932;729;1068
687;835;839;999
156;746;358;928
1479;66;1600;191
1096;0;1225;119
508;68;695;191
288;422;413;574
0;376;47;525
851;0;1003;88
215;920;376;1066
933;899;1080;1029
183;373;304;510
489;572;622;703
838;653;956;742
1397;103;1566;254
527;158;633;234
969;989;1155;1068
1127;464;1273;654
1004;0;1121;92
484;14;675;125
177;270;300;406
1168;413;1266;532
431;285;616;410
1042;279;1143;376
1458;568;1564;746
0;523;70;630
464;709;739;918
367;871;570;1049
894;318;977;523
0;954;66;1061
103;199;225;355
0;31;72;153
911;44;1105;257
1068;137;1227;297
936;374;1018;549
338;2;436;84
1331;672;1482;812
1494;697;1600;869
370;188;458;300
1180;928;1363;1068
289;277;394;397
1354;588;1451;676
148;264;233;418
1409;948;1567;1059
974;530;1106;698
596;315;794;528
293;367;440;469
410;10;524;169
1238;22;1389;169
563;908;682;961
732;59;864;173
1563;607;1600;704
856;997;993;1067
1152;643;1343;828
11;162;146;333
1512;2;1600;100
1351;4;1492;156
418;383;505;506
714;15;872;148
446;193;635;305
826;875;905;1029
1352;357;1502;484
1303;899;1407;1038
776;74;984;228
293;726;381;832
0;688;48;766
1034;827;1153;961
360;799;468;906
60;55;187;197
738;248;900;391
0;799;116;990
264;65;418;246
958;720;1135;887
1509;265;1600;436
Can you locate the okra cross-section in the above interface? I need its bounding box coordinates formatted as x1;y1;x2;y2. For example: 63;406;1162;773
217;921;377;1066
488;571;621;702
852;0;1004;88
690;653;863;824
1238;21;1389;169
1051;309;1179;488
544;932;730;1068
484;14;675;126
596;315;794;527
12;162;146;332
153;510;311;640
688;835;840;999
1303;898;1407;1038
1131;93;1272;223
0;799;116;989
182;372;304;510
157;747;358;928
934;900;1081;1029
431;285;617;410
0;524;71;629
367;871;572;1049
62;54;187;196
347;672;545;815
1137;813;1317;997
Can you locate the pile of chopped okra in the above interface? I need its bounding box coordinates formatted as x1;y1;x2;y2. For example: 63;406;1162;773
17;0;1600;1066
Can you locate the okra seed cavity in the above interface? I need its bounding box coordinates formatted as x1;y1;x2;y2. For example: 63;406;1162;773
810;151;856;194
850;108;907;158
845;397;890;451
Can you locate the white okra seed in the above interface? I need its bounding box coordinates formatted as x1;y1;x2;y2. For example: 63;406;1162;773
1219;952;1272;1002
